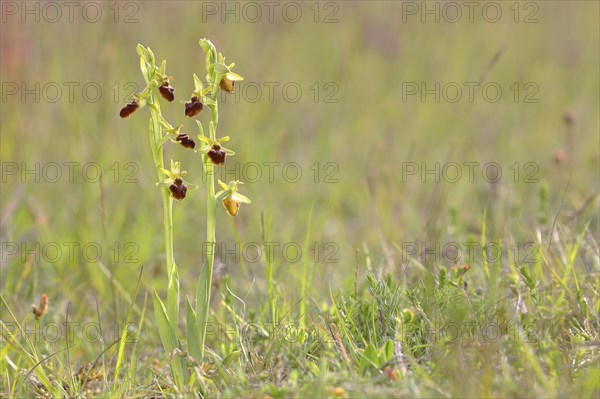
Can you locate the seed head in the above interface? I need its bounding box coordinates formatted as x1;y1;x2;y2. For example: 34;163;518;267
563;110;575;126
31;293;48;320
384;367;398;382
553;149;568;165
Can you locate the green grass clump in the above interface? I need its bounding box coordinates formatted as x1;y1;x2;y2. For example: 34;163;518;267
3;218;597;397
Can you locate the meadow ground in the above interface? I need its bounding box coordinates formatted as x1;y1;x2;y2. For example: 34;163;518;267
1;1;599;398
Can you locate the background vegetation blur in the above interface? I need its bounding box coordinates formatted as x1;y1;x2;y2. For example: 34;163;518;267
1;1;598;396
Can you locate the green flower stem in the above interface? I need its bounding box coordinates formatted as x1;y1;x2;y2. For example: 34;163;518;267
161;190;176;284
198;77;220;358
148;87;186;386
147;97;176;284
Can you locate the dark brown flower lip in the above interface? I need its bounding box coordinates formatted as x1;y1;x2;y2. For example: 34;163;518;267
185;96;203;117
207;144;226;165
219;78;235;93
176;133;196;149
169;178;187;200
119;100;139;118
159;83;175;102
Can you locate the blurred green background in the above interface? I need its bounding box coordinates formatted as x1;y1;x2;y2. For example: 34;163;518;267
1;1;598;326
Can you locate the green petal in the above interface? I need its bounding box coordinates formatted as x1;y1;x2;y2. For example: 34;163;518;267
136;44;154;67
215;190;231;203
197;145;211;155
217;180;229;190
136;43;147;58
158;60;166;77
212;63;230;74
147;47;156;67
199;38;215;55
183;180;198;189
193;73;204;93
170;160;181;174
231;192;251;204
226;72;244;81
196;120;205;137
139;59;150;84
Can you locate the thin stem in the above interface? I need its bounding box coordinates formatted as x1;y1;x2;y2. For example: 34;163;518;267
211;81;219;134
199;79;219;359
136;46;186;390
261;212;276;323
162;190;175;282
147;98;176;283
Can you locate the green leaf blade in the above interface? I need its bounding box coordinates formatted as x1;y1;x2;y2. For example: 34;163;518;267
186;298;202;363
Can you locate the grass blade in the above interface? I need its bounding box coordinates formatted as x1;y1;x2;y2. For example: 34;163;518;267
153;290;187;389
186;297;202;362
167;264;180;336
112;267;143;393
195;260;210;360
